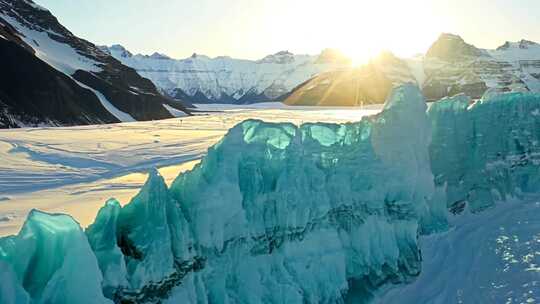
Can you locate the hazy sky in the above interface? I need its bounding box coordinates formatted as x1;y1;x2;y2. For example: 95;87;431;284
35;0;540;63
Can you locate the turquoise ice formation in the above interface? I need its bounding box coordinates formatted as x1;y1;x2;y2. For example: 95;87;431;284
429;91;540;212
0;210;111;304
2;84;539;303
165;84;446;303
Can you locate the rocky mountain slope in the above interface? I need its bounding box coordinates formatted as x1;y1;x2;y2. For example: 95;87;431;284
285;52;418;106
285;33;540;106
102;45;351;104
109;32;540;106
0;0;189;128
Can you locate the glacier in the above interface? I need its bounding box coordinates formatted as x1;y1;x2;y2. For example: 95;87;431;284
164;84;446;303
429;91;540;212
1;84;540;303
0;210;111;304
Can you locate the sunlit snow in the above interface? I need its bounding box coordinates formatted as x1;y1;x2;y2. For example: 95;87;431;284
0;105;380;236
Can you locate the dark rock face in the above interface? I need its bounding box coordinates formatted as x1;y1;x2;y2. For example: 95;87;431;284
72;71;173;121
0;36;118;127
0;0;190;128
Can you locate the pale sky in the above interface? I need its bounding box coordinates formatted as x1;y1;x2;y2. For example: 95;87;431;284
36;0;540;63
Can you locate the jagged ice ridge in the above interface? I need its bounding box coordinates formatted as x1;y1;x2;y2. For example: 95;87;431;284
3;84;540;303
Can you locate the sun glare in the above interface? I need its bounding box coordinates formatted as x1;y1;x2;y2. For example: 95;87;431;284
271;0;447;66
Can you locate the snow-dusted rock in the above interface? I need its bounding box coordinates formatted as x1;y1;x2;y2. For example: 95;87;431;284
0;0;189;128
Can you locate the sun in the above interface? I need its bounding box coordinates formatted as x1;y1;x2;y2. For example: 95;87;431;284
340;44;384;67
294;0;444;66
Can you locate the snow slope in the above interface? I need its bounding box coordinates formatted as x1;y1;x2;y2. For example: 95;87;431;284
0;14;102;75
378;196;540;304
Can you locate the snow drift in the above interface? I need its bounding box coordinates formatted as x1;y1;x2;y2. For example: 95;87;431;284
2;84;540;303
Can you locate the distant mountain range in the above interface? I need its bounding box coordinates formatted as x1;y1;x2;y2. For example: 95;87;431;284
2;0;540;129
286;34;540;106
0;0;190;128
105;33;540;106
100;45;351;104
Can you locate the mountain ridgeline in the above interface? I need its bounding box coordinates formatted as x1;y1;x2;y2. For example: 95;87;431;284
286;34;540;106
104;33;540;106
2;0;540;128
100;45;352;105
0;0;190;128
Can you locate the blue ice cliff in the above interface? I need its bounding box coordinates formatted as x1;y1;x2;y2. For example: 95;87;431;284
165;84;446;303
1;84;540;303
0;210;111;304
429;91;540;212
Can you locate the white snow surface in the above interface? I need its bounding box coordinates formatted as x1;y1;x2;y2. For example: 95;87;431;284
0;105;381;236
378;196;540;304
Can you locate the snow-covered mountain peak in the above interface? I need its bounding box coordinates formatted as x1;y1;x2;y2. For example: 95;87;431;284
426;33;486;61
437;32;465;42
148;51;170;60
103;44;133;58
315;48;351;64
257;50;296;64
489;39;540;64
518;39;540;48
106;44;348;103
497;39;540;51
188;52;211;60
22;0;48;12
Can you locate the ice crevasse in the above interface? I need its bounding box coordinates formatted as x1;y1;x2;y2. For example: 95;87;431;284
5;83;540;303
